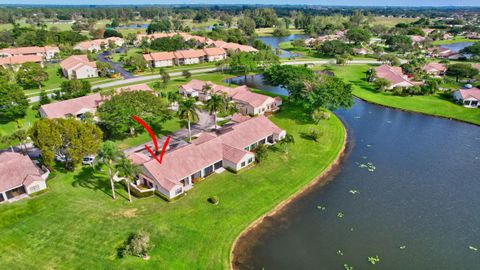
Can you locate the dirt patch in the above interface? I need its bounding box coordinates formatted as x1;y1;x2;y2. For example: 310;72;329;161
122;208;138;218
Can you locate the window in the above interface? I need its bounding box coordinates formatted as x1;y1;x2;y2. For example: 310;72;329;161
0;193;4;202
214;161;223;170
248;157;253;164
241;162;246;167
175;188;183;195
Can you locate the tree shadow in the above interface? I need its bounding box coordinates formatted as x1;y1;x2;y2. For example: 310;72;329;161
72;166;128;200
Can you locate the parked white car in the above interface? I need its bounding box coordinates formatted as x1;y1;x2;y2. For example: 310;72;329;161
82;155;96;166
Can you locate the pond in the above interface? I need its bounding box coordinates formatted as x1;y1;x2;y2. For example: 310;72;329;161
440;42;474;52
231;79;480;269
256;34;307;59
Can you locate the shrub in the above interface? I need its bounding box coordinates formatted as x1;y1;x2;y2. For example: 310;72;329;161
121;230;153;258
208;196;219;205
307;128;321;142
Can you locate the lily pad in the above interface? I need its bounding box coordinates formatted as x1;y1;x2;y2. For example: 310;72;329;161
337;212;344;218
399;246;406;250
368;255;380;265
469;246;478;251
316;205;326;211
349;189;360;195
344;264;353;270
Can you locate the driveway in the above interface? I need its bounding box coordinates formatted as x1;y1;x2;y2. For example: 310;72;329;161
96;52;135;79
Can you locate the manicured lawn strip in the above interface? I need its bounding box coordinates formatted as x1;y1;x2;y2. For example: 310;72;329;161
0;107;39;148
255;27;305;37
0;100;345;269
431;37;477;45
331;64;480;126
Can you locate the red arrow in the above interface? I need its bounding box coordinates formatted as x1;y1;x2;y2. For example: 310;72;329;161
132;115;170;165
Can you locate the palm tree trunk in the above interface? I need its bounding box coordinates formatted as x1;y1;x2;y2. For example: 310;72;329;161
108;164;116;199
187;116;192;142
214;113;217;129
126;179;132;203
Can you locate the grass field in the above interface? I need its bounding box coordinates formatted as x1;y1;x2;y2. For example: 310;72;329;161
371;16;417;27
329;64;480;126
432;36;478;45
0;88;345;269
255;27;305;37
0;107;39;148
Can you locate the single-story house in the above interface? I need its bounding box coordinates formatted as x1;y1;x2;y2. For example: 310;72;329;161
453;87;480;108
179;80;281;115
375;64;416;89
74;37;124;52
0;152;50;203
0;46;59;60
39;84;154;119
135;32;211;46
411;35;426;45
0;55;44;70
128;115;286;199
423;62;447;76
217;42;258;53
60;55;98;79
143;52;176;68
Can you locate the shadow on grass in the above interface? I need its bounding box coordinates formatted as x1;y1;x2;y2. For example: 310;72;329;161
72;167;129;201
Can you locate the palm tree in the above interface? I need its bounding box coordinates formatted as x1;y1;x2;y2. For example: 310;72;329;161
205;94;225;129
201;83;212;98
117;158;141;203
94;141;124;200
177;98;199;142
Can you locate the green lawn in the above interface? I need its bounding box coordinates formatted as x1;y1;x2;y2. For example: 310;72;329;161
0;96;345;269
431;36;477;45
255;27;305;37
0;106;39;148
330;64;480;126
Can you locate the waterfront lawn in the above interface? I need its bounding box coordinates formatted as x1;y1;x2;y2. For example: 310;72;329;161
331;64;480;125
0;100;345;270
431;36;478;45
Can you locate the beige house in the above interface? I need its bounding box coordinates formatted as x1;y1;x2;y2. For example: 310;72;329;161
423;63;447;76
375;65;420;89
174;50;206;65
74;37;124;52
60;55;98;79
203;47;227;62
39;84;154;119
0;46;59;60
453;87;480;108
179;80;281;115
0;152;50;204
128;115;285;199
143;52;176;68
0;55;44;71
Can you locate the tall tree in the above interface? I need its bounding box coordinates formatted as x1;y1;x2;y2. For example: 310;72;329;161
227;52;258;80
117;157;141;203
177;98;198;142
16;62;48;89
95;141;124;200
0;81;28;122
446;63;479;82
205;94;225;129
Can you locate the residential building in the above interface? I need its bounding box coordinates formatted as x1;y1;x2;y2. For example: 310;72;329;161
203;47;227;62
453;87;480;108
0;152;50;203
128;115;286;199
375;64;417;89
173;49;206;65
216;42;258;53
423;62;447;76
0;55;44;70
179;80;281;115
39;84;153;119
74;37;124;52
60;55;98;79
0;46;59;60
143;52;176;68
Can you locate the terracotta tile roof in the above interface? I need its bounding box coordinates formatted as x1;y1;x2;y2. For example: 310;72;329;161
74;37;123;51
375;64;414;87
0;152;44;192
129;152;151;165
473;64;480;71
60;55;96;71
174;49;206;59
230;87;273;107
411;35;426;43
423;62;447;73
220;43;258;52
116;83;153;93
0;46;59;55
231;113;250;123
132;116;284;191
180;79;214;92
203;47;226;56
0;55;43;65
39;93;103;119
143;52;176;62
456;88;480;100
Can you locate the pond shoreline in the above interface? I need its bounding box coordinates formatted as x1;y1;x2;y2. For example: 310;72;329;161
229;125;348;270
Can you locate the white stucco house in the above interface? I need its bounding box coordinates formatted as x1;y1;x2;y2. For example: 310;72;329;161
60;55;98;79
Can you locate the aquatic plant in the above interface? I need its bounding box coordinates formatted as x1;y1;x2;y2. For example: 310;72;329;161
366;144;372;148
357;162;376;172
316;205;326;211
337;212;344;218
344;264;353;270
469;246;478;251
368;255;380;265
337;250;344;256
399;246;406;250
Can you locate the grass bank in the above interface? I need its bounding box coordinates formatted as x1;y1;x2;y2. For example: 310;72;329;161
330;64;480;126
431;37;477;45
0;96;345;269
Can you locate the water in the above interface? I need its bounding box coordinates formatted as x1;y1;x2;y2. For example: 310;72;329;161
256;34;307;58
440;42;473;53
232;80;480;270
116;24;149;29
225;74;288;96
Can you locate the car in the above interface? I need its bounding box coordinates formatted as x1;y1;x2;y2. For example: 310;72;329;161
82;155;95;166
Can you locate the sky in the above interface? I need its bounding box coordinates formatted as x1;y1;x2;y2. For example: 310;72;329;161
0;0;478;7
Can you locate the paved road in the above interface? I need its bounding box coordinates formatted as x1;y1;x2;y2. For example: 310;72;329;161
96;52;135;79
28;59;392;103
